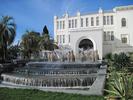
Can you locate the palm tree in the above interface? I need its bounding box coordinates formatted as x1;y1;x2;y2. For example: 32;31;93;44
20;30;40;59
0;16;16;62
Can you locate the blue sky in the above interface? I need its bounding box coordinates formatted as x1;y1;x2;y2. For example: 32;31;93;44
0;0;133;44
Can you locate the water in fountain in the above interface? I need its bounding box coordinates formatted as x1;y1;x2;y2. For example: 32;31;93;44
40;48;99;63
1;46;101;89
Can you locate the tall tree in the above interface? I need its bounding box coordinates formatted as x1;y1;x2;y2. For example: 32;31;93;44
0;16;16;62
42;25;49;35
7;44;20;59
39;25;52;50
20;30;40;59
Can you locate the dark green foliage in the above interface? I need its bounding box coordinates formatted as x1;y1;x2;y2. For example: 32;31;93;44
112;52;130;69
39;34;54;50
105;53;113;61
43;25;49;35
39;25;57;51
7;45;20;59
104;53;113;66
20;30;40;59
0;88;104;100
0;16;16;62
20;26;58;59
105;52;131;70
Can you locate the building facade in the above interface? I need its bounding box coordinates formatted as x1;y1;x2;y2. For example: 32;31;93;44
54;5;133;59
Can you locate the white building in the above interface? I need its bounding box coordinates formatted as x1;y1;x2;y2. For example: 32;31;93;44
54;5;133;59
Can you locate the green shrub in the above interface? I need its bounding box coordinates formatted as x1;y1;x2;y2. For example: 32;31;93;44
112;52;130;69
105;72;133;100
104;53;113;66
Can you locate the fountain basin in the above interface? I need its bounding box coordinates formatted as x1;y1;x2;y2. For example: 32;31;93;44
0;62;107;95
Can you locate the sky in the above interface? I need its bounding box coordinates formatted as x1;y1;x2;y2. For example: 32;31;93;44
0;0;133;44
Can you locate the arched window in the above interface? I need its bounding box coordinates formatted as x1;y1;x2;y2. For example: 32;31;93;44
121;18;126;27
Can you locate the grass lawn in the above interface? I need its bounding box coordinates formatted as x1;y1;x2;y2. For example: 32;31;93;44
0;87;104;100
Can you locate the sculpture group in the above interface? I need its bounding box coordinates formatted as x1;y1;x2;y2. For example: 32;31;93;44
40;49;99;62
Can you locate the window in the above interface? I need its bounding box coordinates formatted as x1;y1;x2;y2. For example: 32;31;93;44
72;20;74;28
111;31;114;41
121;37;127;43
68;34;70;43
121;18;126;27
107;16;109;25
86;18;88;27
91;17;94;26
104;31;114;41
60;21;62;29
63;21;65;29
103;16;106;25
104;32;107;41
68;20;71;28
111;16;113;25
107;31;110;41
96;16;99;26
75;19;77;28
81;18;83;27
63;35;65;43
121;34;128;43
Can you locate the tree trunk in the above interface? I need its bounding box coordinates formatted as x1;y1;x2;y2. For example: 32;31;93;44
3;41;7;62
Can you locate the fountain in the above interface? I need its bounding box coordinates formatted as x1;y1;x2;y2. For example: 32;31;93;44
1;61;100;86
0;48;107;95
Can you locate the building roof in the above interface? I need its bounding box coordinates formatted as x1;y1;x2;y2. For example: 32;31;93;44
56;5;133;19
115;5;133;11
